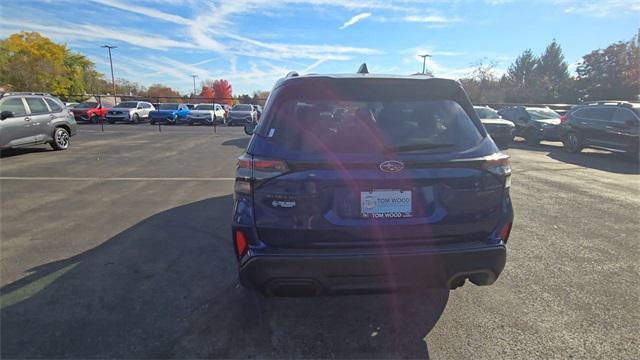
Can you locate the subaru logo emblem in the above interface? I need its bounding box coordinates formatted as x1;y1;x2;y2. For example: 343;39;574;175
379;160;404;173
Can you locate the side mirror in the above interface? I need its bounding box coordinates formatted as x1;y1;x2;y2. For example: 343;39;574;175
0;110;15;120
244;122;257;136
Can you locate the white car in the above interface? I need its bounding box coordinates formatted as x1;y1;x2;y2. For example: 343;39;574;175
105;101;155;124
188;103;226;126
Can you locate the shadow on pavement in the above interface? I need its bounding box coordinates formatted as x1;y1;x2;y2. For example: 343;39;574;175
0;147;51;158
510;139;639;175
0;195;448;359
221;137;250;149
547;150;639;174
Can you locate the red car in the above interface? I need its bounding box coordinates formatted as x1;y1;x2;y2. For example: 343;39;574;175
71;101;113;123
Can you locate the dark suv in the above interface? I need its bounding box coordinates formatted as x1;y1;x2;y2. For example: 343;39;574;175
233;70;514;296
498;106;562;145
560;101;639;158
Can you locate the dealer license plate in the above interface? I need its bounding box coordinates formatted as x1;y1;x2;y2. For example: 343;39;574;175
360;190;412;218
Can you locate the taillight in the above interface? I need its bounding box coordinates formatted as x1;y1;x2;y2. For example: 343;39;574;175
234;230;248;258
499;222;512;242
235;154;252;195
560;114;567;123
234;154;289;195
483;154;511;188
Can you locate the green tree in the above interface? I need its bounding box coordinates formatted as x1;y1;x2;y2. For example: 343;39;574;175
507;49;537;87
576;38;640;101
0;32;103;96
504;49;538;102
533;39;572;102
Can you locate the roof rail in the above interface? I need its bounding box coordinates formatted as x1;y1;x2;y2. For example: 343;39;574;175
1;91;51;97
582;100;633;107
285;71;299;78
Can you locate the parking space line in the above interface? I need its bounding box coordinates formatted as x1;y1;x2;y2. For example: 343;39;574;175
0;177;235;181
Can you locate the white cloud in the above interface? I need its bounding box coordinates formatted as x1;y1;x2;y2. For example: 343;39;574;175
403;15;458;23
302;58;328;72
0;0;502;93
555;0;640;17
339;12;372;29
0;20;196;51
90;0;190;24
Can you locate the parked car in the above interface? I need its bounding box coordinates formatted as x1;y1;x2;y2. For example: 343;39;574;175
148;103;190;125
71;100;113;123
474;106;515;148
0;92;77;150
560;101;639;158
187;103;226;125
105;101;154;124
498;106;562;145
234;68;513;296
226;104;257;126
186;104;196;110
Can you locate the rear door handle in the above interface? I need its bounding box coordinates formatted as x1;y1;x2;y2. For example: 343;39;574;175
24;117;31;122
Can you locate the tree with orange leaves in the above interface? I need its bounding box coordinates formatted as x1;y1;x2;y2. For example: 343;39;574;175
211;79;233;105
198;85;215;99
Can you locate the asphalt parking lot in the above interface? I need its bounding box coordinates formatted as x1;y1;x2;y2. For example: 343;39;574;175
1;124;639;359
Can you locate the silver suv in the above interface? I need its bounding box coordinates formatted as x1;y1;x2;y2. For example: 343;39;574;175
105;101;154;124
0;92;77;150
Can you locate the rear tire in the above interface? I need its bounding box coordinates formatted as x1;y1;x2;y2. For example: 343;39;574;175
562;131;583;153
50;127;70;150
132;113;140;124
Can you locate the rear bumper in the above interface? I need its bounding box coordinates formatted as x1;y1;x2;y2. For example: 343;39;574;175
186;116;212;124
227;118;252;125
150;117;176;124
239;243;506;296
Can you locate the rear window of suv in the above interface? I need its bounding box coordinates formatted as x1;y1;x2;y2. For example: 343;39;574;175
260;79;482;154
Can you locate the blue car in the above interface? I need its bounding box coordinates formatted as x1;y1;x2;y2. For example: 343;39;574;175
148;103;190;125
233;68;514;297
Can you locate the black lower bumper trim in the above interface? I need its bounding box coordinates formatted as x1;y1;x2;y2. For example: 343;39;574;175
239;245;506;296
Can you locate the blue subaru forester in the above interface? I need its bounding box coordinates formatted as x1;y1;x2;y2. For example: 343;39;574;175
233;68;513;296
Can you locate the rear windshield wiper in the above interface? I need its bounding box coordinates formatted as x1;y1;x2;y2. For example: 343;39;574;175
384;143;455;153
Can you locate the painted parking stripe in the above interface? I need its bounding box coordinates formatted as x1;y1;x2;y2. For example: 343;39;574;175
0;177;235;181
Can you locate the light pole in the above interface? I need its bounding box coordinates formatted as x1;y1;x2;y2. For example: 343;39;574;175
101;45;117;104
418;54;432;75
191;74;198;96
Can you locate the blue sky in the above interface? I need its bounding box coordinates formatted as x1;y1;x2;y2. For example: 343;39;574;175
1;0;639;94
